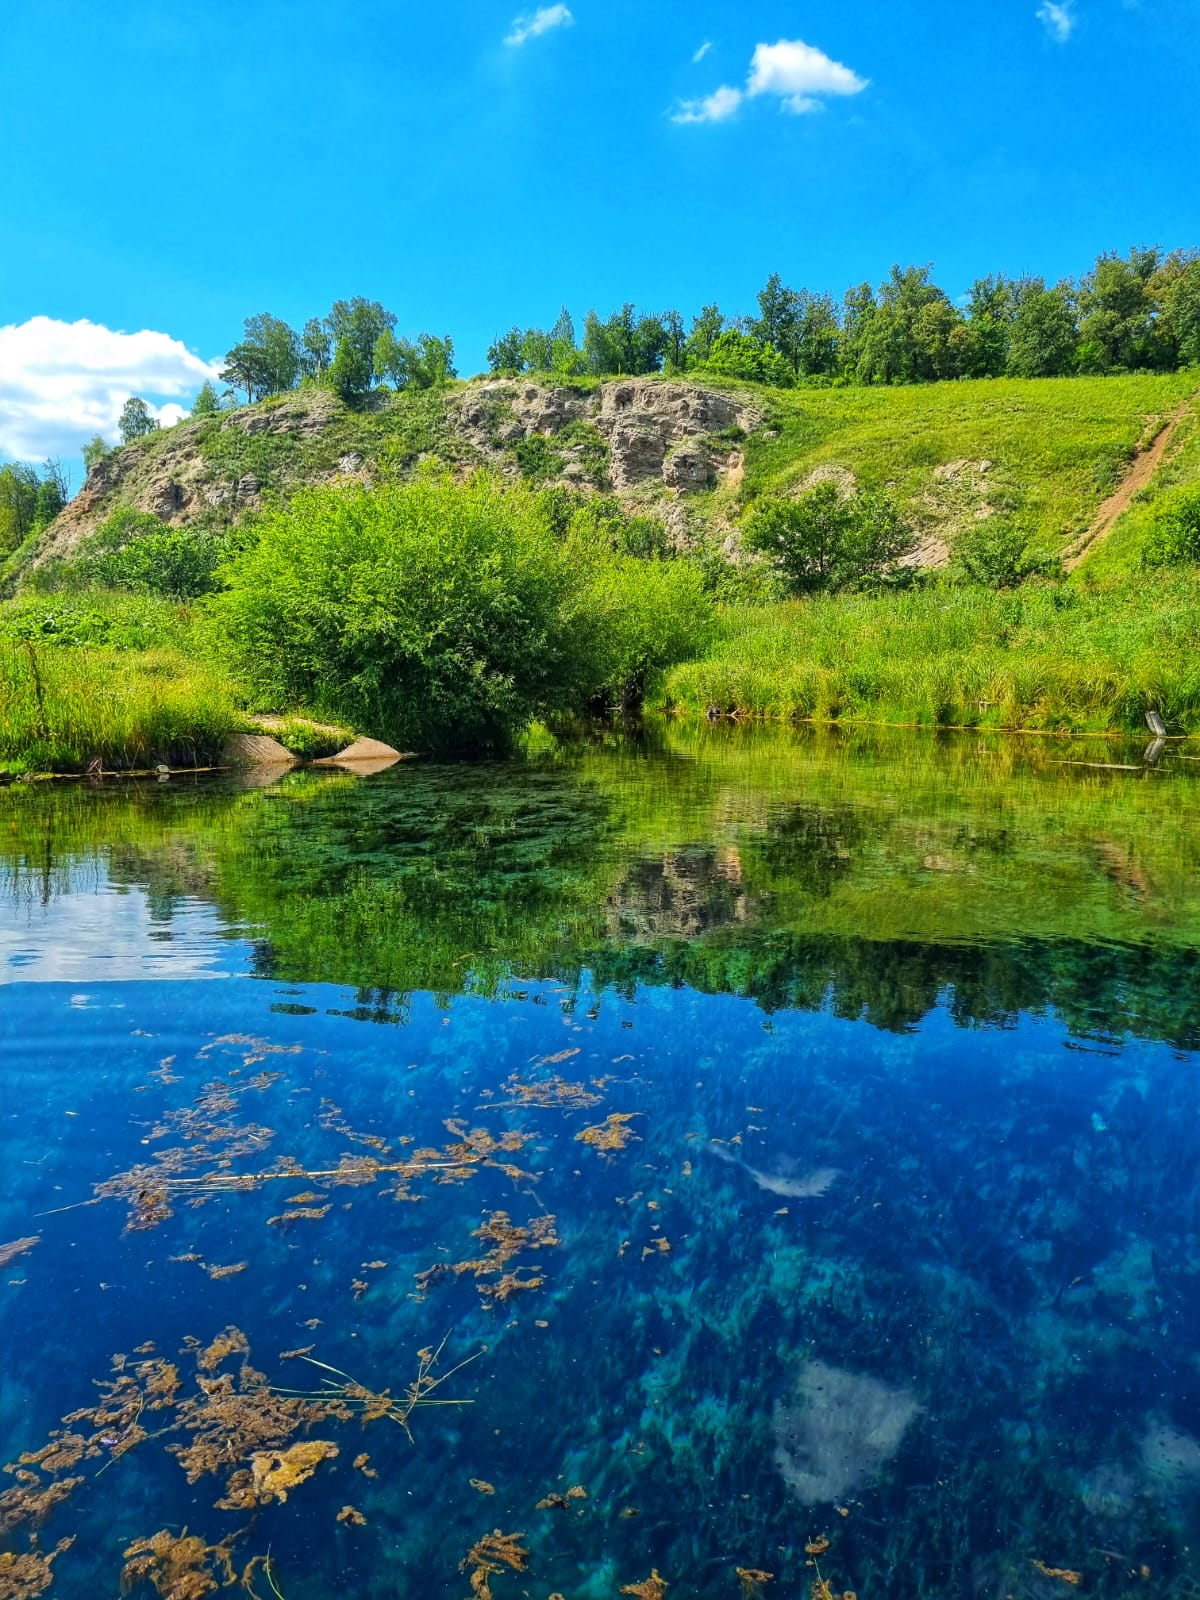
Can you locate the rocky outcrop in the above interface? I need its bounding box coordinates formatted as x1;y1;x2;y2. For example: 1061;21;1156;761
599;381;751;488
447;378;760;498
31;380;763;569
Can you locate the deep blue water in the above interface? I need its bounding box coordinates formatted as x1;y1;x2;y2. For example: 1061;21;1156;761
3;735;1200;1600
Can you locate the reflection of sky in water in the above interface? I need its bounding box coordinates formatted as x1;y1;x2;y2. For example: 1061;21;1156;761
0;871;247;982
4;751;1200;1600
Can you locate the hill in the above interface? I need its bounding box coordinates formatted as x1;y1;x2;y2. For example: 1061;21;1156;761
26;370;1199;577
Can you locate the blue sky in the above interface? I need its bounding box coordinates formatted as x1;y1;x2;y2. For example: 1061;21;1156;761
1;0;1197;463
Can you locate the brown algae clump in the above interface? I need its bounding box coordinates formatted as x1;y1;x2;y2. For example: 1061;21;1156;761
0;1537;74;1600
575;1113;641;1153
216;1439;339;1510
620;1571;669;1600
460;1530;530;1600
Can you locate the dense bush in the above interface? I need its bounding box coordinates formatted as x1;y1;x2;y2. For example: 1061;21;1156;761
75;508;236;599
953;520;1058;588
743;482;915;595
211;474;712;748
1142;486;1200;568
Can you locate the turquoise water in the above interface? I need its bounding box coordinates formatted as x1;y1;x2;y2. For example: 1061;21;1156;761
3;728;1200;1600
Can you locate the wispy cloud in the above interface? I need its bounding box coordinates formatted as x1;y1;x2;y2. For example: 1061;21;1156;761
673;36;867;126
505;4;573;46
0;316;218;462
1037;1;1075;41
671;84;743;124
692;40;712;64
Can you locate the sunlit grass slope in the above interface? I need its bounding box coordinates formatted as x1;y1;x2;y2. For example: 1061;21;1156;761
728;371;1198;560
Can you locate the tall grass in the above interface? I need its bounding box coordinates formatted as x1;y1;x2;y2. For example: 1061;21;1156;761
653;576;1200;733
0;638;240;773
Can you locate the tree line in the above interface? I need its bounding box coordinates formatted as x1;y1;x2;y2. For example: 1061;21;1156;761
65;242;1200;488
488;245;1200;385
0;459;69;558
216;298;456;407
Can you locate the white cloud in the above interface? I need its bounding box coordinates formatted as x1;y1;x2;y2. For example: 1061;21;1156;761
671;84;743;124
674;36;867;126
0;316;218;464
1037;1;1074;40
747;39;868;103
504;4;573;46
692;40;712;63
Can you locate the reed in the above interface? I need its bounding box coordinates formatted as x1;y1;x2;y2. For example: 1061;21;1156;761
0;638;240;772
652;575;1200;734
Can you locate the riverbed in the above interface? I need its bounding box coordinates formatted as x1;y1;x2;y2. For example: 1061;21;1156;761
3;725;1199;1599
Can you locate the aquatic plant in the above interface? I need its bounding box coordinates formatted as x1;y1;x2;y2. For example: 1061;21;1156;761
459;1529;530;1600
272;1339;483;1443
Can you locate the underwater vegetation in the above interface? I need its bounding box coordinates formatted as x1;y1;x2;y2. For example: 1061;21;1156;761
4;729;1200;1597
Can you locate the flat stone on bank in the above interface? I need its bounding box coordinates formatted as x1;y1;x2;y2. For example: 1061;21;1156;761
221;733;299;768
312;737;408;774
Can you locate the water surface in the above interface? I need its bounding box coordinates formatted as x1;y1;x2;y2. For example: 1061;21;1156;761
3;726;1200;1600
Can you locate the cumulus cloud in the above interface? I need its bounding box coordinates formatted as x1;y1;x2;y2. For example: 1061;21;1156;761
504;4;573;46
747;39;868;106
671;84;743;124
0;316;218;463
1037;1;1075;40
673;36;867;125
692;40;712;63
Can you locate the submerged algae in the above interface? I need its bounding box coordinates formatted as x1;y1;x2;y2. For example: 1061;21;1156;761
5;730;1200;1597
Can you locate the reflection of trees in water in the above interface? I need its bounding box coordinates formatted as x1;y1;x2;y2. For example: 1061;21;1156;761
747;801;862;900
590;934;1200;1048
6;747;1200;1047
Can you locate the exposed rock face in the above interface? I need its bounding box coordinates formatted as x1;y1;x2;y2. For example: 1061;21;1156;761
448;384;591;453
599;382;755;492
447;378;759;497
226;392;338;440
33;380;762;568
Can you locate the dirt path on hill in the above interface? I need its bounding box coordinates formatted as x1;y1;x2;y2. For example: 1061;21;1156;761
1064;396;1196;571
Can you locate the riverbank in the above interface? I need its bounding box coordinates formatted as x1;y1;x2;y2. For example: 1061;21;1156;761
652;573;1200;734
3;570;1199;778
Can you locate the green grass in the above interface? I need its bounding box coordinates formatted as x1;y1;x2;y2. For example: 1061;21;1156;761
713;371;1199;561
0;589;352;774
652;575;1200;734
1074;402;1200;584
0;638;241;773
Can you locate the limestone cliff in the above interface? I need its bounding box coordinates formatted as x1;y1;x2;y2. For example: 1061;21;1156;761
33;379;762;567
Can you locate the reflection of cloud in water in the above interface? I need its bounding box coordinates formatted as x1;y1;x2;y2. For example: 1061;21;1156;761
774;1360;919;1505
0;883;237;983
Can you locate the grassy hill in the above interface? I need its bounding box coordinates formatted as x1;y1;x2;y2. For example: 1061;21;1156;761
3;370;1199;773
20;370;1199;578
729;371;1198;565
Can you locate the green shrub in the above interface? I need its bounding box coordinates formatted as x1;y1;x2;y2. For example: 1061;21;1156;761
74;508;236;599
510;434;565;482
953;520;1055;588
1142;486;1200;568
568;551;714;708
743;482;915;595
568;497;673;561
211;475;712;746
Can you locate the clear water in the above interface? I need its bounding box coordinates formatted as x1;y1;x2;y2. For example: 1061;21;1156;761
3;726;1200;1600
